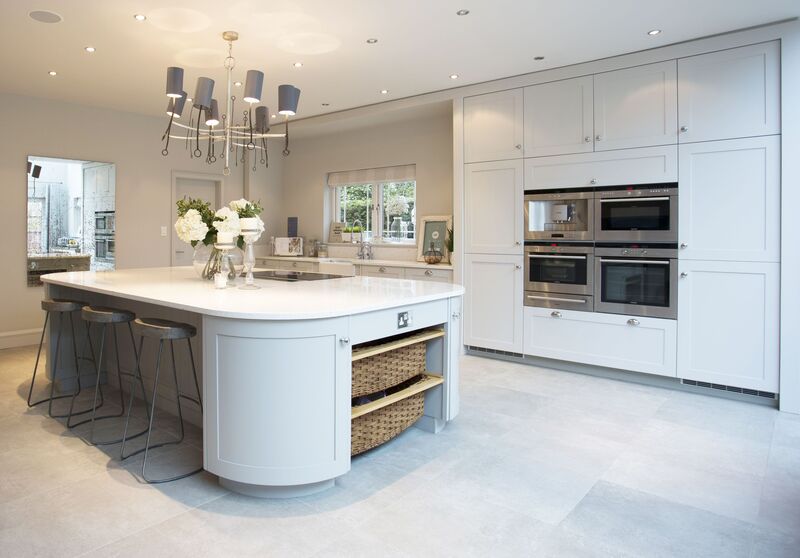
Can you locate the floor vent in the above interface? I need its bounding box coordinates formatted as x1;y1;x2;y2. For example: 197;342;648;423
466;345;524;359
681;379;776;400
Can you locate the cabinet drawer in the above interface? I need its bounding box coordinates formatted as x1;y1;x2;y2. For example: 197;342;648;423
349;299;449;344
404;267;453;282
359;265;404;279
257;258;315;272
523;307;677;377
524;145;677;190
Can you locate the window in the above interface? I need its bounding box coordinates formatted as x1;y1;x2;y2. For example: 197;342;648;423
329;165;416;243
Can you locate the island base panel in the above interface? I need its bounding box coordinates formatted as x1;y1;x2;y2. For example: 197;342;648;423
220;478;335;498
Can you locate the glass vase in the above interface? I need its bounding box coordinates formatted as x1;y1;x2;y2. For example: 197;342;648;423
390;216;402;240
193;244;243;280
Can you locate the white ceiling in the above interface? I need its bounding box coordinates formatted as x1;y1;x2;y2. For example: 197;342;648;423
1;0;797;121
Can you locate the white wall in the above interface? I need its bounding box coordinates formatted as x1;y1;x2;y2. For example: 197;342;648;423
1;92;282;347
278;107;453;244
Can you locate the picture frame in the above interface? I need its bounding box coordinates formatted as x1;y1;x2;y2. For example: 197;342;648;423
417;215;452;263
329;221;345;243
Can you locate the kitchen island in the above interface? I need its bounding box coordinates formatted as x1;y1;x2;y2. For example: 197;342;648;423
41;267;463;497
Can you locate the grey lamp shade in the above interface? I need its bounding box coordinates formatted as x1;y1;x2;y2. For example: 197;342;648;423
255;106;269;133
32;164;42;178
166;91;187;118
166;66;184;98
278;84;301;115
193;77;215;109
243;70;264;103
205;99;220;126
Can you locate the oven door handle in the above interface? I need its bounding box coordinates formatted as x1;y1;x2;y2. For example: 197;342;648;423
599;197;670;203
526;295;588;304
528;254;587;260
599;259;671;265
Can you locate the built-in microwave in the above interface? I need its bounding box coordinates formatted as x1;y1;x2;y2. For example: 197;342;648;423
594;245;677;319
594;184;677;244
524;243;594;312
95;211;115;235
524;189;594;242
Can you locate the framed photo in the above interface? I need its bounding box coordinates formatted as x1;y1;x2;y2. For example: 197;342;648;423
417;215;452;262
329;221;345;243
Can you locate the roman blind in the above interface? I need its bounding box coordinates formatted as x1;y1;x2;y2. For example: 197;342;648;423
327;164;416;186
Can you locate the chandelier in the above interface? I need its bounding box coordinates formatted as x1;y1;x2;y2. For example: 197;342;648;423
160;31;301;176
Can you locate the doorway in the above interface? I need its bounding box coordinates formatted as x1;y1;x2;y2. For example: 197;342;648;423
171;172;222;267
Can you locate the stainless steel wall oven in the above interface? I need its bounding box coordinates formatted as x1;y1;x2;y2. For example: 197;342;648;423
594;184;677;244
524;243;594;312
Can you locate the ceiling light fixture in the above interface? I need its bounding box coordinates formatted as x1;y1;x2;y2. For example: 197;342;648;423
293;62;303;68
366;38;378;44
648;29;662;36
271;114;276;118
456;9;470;16
84;46;96;53
29;10;62;24
160;30;302;174
380;89;389;95
48;71;57;76
449;74;459;80
134;14;146;21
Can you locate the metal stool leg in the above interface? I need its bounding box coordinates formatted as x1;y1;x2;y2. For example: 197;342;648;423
120;328;152;460
64;312;99;422
28;311;80;414
27;311;50;407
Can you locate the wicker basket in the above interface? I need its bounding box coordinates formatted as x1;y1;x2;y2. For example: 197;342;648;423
351;337;426;398
351;380;426;456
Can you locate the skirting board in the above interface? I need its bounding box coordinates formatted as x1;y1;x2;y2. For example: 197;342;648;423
0;328;41;350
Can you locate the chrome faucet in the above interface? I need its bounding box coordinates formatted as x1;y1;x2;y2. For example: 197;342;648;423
351;219;373;260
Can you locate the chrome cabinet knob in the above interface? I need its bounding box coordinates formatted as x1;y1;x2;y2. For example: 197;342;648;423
339;337;350;345
379;266;386;272
680;272;688;278
590;179;598;185
595;135;602;141
515;144;522;150
292;262;298;267
452;312;461;319
680;243;688;249
627;319;640;326
680;126;689;132
515;264;522;269
515;241;521;246
424;269;433;276
551;311;562;318
584;136;591;143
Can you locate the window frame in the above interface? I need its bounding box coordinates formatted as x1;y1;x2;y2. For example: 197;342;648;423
331;180;417;245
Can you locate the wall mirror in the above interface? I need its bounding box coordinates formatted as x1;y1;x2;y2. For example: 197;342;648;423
26;156;116;286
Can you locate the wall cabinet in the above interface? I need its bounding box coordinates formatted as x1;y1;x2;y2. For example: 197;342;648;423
593;61;678;151
464;160;523;254
679;136;780;263
464;89;524;163
524;145;677;190
677;260;779;392
463;254;523;353
523;76;594;158
523;307;677;377
678;41;780;143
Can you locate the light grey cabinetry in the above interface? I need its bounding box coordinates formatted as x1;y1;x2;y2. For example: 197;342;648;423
523;76;593;157
464;89;524;163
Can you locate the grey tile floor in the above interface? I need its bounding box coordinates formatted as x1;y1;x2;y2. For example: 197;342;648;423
0;345;798;557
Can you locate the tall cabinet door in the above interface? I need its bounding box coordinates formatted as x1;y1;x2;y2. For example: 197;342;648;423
679;136;780;262
678;41;780;143
677;260;779;392
464;160;523;255
523;76;594;157
463;254;523;353
464;89;524;163
593;61;678;151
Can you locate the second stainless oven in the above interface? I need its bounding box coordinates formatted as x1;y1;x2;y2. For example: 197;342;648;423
594;184;677;243
524;243;594;311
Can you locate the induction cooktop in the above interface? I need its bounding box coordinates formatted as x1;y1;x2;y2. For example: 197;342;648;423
251;270;341;282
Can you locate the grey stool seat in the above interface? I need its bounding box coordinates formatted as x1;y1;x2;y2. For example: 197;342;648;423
122;317;203;483
28;298;93;420
72;305;150;448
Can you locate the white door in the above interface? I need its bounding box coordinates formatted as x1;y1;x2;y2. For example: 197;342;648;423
523;76;594;157
677;260;780;392
678;41;780;144
464;89;524;163
593;60;678;151
463;254;523;353
464;160;523;255
172;176;221;266
679;136;780;263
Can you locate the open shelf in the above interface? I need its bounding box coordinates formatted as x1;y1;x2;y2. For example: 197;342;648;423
351;328;445;362
351;373;444;419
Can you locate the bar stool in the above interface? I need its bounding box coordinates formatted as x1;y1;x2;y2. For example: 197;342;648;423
122;317;203;483
28;299;93;419
74;306;150;446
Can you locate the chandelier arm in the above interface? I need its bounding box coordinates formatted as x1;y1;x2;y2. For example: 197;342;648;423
247;107;255;150
282;116;290;156
194;114;202;158
161;111;175;156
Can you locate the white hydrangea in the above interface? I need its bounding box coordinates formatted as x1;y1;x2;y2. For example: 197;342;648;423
174;209;209;244
229;198;250;212
213;206;241;235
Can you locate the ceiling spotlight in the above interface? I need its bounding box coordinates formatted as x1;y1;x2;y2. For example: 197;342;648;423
48;70;57;76
186;97;193;103
234;81;242;87
648;29;662;36
134;14;146;21
534;56;544;61
293;62;303;68
449;74;459;80
366;38;378;44
322;103;330;106
456;9;470;16
84;46;96;53
271;114;276;118
380;89;389;95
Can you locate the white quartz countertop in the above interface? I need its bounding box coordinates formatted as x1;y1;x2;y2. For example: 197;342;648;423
257;255;453;270
42;267;464;320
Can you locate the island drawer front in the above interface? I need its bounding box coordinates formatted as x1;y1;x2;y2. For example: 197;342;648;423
349;299;449;344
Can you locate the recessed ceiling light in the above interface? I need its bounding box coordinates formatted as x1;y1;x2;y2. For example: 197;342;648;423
293;62;303;68
322;103;330;106
84;46;96;53
234;81;242;87
449;74;459;80
133;14;146;21
366;38;378;44
456;9;470;16
648;29;662;36
187;97;193;103
534;56;544;61
271;114;276;118
380;89;389;95
48;71;57;76
29;10;62;24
